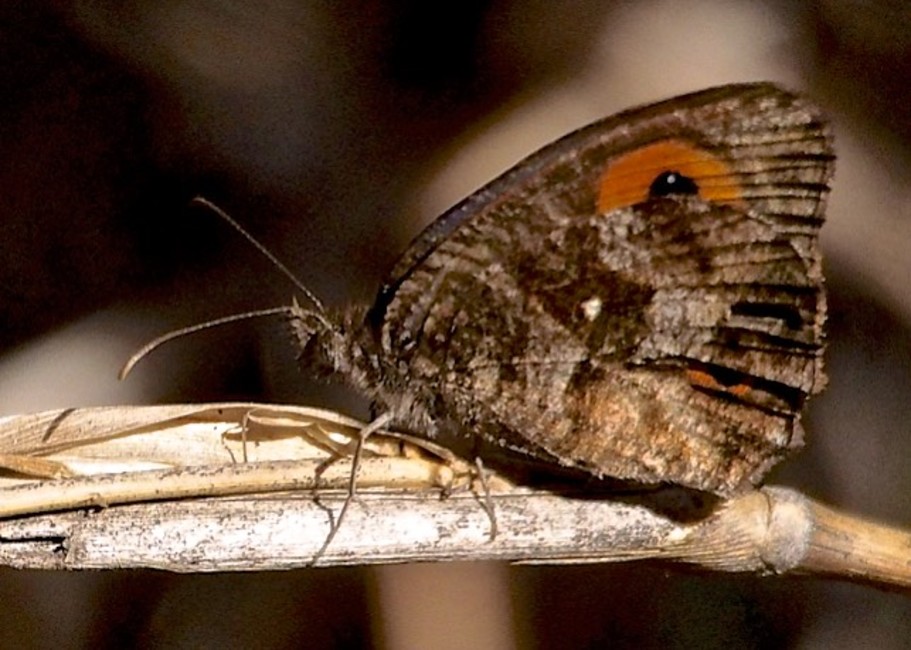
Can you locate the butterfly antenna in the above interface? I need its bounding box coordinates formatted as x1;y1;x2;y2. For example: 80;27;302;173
119;307;293;380
191;196;327;314
122;198;335;379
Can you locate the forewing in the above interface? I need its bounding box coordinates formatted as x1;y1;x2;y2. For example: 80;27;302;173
373;83;833;494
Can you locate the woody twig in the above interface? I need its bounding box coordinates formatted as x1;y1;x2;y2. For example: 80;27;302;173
0;404;908;592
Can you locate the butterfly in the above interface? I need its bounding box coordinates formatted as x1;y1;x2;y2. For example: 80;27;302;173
291;82;833;496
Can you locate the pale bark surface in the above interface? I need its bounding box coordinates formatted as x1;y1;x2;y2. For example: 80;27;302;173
1;404;908;592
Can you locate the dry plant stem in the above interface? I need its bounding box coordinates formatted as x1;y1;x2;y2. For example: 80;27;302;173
0;456;449;519
0;479;908;592
796;496;911;589
656;487;911;590
1;405;909;591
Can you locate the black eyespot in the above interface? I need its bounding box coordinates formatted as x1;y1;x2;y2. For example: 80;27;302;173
649;171;699;198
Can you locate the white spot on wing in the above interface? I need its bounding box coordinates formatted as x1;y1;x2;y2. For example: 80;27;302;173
580;296;603;321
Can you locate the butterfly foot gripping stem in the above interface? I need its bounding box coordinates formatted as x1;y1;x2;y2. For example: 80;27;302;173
309;412;394;566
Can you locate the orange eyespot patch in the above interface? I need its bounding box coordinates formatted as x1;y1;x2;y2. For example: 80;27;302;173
597;139;744;213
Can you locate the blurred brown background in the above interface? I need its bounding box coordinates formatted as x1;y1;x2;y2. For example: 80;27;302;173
2;1;911;648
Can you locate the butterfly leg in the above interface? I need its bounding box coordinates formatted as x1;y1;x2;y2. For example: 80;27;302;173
473;457;498;541
310;411;394;565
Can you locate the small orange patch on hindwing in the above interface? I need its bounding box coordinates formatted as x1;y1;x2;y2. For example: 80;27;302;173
686;368;752;398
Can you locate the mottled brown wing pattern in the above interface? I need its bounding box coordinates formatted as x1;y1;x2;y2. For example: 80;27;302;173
369;83;833;495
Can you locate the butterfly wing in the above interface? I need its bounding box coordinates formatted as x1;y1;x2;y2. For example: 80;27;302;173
371;83;833;495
